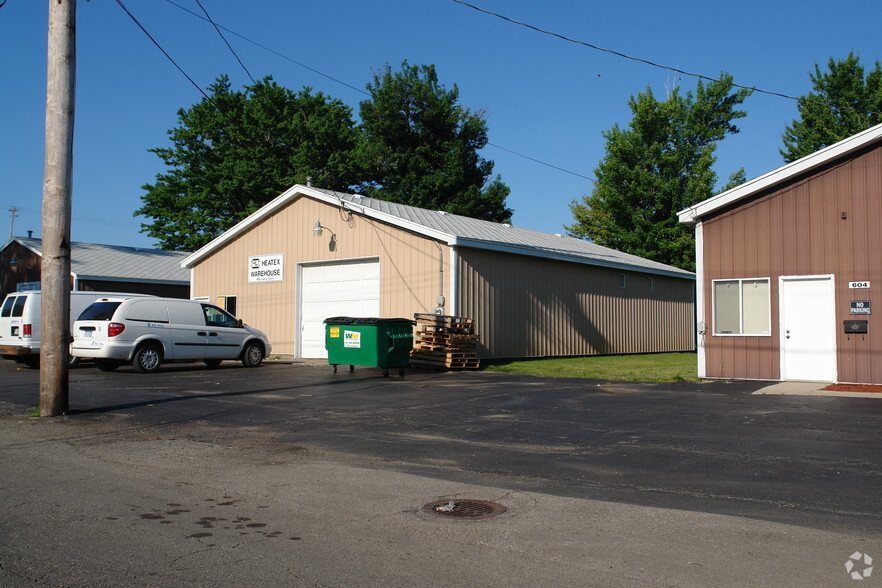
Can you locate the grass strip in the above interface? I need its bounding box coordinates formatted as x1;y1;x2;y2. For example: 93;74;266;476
484;352;698;383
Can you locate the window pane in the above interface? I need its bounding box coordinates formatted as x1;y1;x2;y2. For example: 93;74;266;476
713;281;741;334
741;279;770;334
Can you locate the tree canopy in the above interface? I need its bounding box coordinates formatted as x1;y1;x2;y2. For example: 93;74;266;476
566;74;751;271
136;76;361;251
781;53;882;163
137;65;513;250
356;61;512;223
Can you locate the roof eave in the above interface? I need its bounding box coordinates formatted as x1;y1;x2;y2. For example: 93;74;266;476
181;185;457;268
455;237;694;279
678;122;882;223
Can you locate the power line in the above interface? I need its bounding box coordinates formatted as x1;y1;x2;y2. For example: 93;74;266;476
162;0;367;96
487;143;595;182
194;0;255;84
448;0;800;102
114;0;216;105
159;0;594;183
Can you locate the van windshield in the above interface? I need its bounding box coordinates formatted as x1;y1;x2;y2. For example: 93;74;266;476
78;301;122;321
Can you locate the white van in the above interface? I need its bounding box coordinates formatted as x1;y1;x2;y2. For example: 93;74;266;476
0;290;154;368
71;297;271;372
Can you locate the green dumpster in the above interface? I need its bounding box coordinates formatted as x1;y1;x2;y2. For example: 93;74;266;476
324;317;414;377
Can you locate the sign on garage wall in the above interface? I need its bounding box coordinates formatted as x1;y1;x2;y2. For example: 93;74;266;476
248;254;284;283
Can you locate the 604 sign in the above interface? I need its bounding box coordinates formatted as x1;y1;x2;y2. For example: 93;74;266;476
851;300;871;315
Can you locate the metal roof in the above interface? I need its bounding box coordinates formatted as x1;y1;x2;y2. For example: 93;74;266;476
678;122;882;224
8;237;190;284
182;185;694;279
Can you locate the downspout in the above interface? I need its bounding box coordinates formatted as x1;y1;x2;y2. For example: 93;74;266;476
449;245;458;316
694;221;706;379
433;240;445;314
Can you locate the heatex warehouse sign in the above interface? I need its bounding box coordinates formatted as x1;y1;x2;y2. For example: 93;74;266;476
248;254;284;283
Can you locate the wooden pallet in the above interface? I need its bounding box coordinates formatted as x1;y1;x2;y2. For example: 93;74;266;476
411;314;480;369
411;349;481;369
410;356;481;369
414;333;479;344
416;324;476;335
414;313;474;326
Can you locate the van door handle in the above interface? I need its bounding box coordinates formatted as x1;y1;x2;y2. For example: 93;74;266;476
208;332;218;337
197;331;207;336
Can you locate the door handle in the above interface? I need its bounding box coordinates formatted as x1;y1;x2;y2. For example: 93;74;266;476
197;331;207;336
208;332;218;337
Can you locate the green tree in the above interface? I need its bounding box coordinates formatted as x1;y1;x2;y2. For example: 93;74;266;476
136;75;360;250
566;74;751;271
357;61;512;222
781;53;882;163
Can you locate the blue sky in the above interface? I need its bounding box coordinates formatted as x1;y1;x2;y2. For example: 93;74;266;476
2;0;880;249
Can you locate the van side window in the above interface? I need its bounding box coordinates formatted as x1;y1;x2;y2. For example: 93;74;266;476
11;296;27;317
202;304;238;328
1;296;17;318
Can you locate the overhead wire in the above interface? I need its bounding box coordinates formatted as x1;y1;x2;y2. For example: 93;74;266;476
158;0;594;183
162;0;366;96
447;0;799;101
113;0;217;107
448;0;881;119
194;0;255;84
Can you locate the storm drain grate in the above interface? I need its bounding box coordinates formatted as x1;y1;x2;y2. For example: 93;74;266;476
422;499;507;520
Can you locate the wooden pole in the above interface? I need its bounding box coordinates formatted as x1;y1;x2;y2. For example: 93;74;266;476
40;0;76;417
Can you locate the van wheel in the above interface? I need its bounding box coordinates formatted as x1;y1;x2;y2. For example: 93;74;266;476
94;359;120;372
133;344;162;373
241;341;264;368
69;356;80;368
22;357;40;369
204;359;222;369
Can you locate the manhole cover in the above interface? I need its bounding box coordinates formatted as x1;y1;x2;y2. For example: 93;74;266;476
422;499;507;520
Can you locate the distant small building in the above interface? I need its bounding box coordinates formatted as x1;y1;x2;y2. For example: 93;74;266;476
182;184;696;359
679;122;882;384
0;236;190;301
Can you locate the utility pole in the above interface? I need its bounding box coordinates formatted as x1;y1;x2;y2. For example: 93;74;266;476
8;206;18;240
41;0;76;416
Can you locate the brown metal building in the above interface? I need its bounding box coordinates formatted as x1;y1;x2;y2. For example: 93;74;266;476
0;237;190;301
679;123;882;384
183;185;695;359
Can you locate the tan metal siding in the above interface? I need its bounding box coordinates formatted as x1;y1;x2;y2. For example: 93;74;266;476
457;248;694;358
192;197;442;355
702;145;882;382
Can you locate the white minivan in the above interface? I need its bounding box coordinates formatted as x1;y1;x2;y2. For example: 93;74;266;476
71;297;272;372
0;290;154;368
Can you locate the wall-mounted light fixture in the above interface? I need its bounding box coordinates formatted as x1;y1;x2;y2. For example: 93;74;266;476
9;256;18;268
312;220;337;250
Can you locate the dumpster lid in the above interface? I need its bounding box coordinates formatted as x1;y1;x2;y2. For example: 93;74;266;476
323;316;358;325
323;316;414;325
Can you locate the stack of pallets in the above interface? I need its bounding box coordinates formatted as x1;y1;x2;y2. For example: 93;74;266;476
410;313;480;370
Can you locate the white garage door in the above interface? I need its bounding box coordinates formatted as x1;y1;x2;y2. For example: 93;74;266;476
299;259;380;358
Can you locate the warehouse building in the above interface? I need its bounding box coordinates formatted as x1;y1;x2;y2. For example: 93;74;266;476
1;236;190;301
679;122;882;383
182;184;695;359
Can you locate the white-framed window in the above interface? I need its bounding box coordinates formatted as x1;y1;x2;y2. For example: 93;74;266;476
620;273;627;289
216;295;237;317
712;278;771;336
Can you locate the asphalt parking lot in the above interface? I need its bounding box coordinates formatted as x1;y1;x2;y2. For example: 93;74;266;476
1;358;881;586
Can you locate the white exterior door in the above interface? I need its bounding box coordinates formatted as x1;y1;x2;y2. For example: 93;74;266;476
299;259;380;358
779;275;836;382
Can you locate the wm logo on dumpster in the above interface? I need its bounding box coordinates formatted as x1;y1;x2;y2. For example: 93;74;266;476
343;330;361;348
